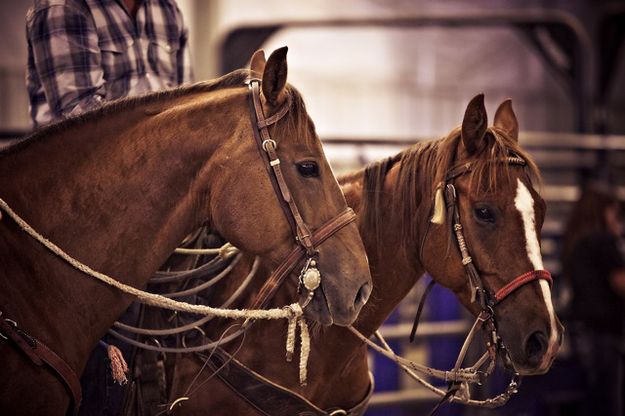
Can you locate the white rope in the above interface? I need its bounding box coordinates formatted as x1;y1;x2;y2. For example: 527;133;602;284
298;319;310;386
347;326;517;408
286;314;297;362
284;313;310;385
0;197;311;385
173;242;239;259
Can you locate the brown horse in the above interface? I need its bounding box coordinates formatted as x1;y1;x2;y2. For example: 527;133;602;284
0;48;372;416
164;94;564;415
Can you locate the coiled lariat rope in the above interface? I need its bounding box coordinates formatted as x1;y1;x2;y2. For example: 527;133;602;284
0;197;312;385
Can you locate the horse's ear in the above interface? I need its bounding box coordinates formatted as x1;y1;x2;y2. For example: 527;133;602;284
262;47;288;106
494;99;519;141
461;94;488;155
250;49;266;74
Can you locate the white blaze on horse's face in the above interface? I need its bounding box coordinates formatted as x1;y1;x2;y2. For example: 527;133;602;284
514;179;559;362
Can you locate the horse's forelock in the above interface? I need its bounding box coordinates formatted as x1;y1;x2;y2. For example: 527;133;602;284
359;126;540;259
270;85;318;149
464;128;541;195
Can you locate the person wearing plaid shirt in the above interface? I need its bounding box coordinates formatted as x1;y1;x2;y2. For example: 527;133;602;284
26;0;193;128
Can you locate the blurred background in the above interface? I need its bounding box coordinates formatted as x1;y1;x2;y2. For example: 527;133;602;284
1;1;624;415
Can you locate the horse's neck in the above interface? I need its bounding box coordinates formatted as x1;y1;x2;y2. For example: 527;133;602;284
204;163;429;410
0;92;232;370
347;164;426;335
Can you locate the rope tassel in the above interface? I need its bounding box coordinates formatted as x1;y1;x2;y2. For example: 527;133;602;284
298;319;310;386
283;304;310;386
430;184;446;224
99;341;129;385
285;314;297;362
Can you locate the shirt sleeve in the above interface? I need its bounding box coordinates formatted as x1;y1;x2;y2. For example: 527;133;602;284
26;4;106;119
177;16;193;84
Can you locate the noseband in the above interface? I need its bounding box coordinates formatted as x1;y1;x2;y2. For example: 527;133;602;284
246;78;357;310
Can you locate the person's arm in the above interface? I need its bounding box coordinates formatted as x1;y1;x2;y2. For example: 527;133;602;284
176;15;193;84
26;4;106;120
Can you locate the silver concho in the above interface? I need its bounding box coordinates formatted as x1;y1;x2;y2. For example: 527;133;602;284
302;260;321;291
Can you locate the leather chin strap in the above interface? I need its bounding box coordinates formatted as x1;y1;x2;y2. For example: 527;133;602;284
0;311;82;416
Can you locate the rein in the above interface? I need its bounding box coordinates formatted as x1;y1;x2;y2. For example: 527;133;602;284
351;153;552;412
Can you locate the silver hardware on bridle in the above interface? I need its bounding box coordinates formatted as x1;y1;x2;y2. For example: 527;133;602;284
262;139;277;152
298;258;322;308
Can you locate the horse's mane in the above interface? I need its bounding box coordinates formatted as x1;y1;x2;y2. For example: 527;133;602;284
352;127;540;256
2;68;315;154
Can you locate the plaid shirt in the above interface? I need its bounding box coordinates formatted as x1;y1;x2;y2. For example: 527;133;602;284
26;0;193;127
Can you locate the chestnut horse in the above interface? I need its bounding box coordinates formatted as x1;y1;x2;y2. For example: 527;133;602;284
162;94;563;415
0;48;372;416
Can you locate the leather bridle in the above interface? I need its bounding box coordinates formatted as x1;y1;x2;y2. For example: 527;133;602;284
440;157;553;311
245;78;358;311
407;154;554;412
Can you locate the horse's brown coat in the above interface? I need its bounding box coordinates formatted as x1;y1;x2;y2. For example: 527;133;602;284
0;48;371;415
165;96;563;415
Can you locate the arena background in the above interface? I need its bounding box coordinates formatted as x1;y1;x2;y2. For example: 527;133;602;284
1;1;623;415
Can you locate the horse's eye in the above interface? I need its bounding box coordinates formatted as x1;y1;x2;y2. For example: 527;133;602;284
474;207;495;223
297;161;319;178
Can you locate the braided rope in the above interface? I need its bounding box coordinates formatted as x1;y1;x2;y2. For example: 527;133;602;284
298;319;310;386
348;326;518;408
0;197;311;384
173;242;239;259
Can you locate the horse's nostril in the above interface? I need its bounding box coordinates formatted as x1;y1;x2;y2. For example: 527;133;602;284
525;330;548;363
355;282;372;307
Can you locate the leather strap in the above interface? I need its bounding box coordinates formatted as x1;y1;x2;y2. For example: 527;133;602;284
248;79;314;254
201;346;374;416
0;311;82;415
247;77;360;311
494;270;553;303
250;208;356;311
